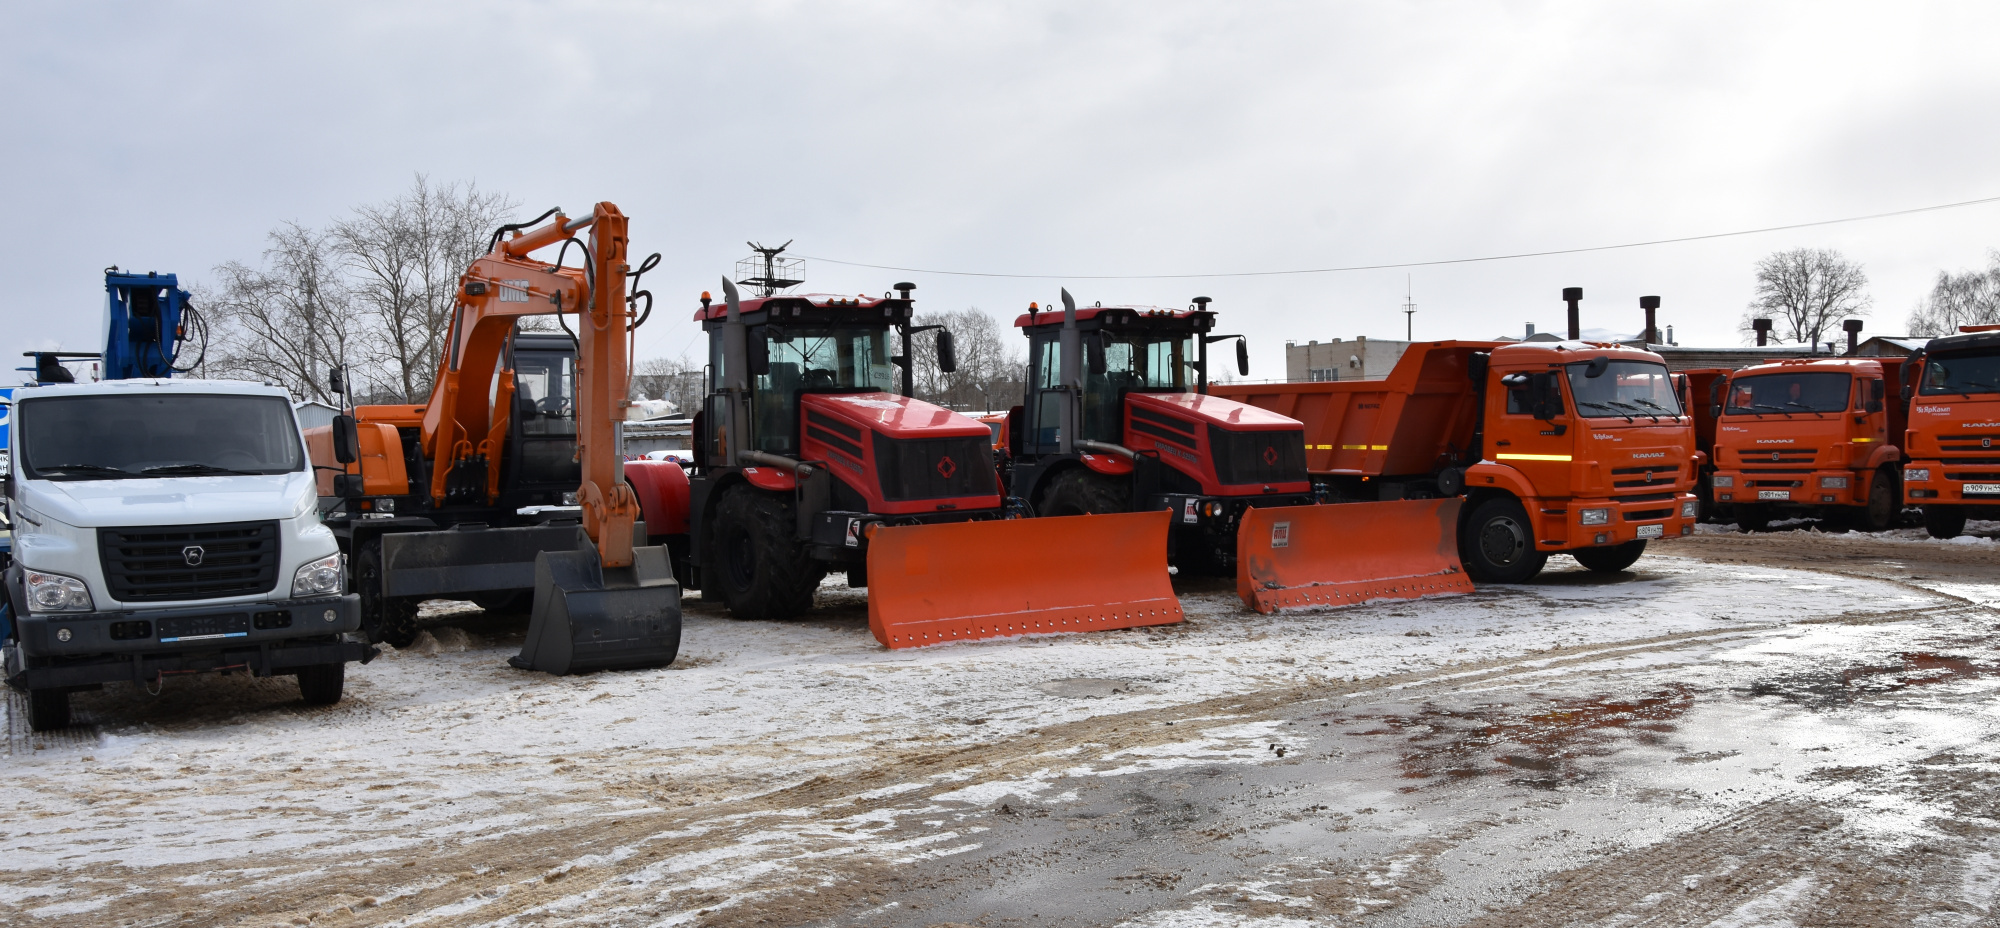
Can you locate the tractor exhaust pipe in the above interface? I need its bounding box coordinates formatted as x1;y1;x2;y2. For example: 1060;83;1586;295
1058;288;1082;455
1563;287;1582;340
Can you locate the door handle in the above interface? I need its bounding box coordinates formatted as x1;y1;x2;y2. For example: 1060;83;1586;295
1495;440;1512;446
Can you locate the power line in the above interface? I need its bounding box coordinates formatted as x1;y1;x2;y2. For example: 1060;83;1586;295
796;193;2000;281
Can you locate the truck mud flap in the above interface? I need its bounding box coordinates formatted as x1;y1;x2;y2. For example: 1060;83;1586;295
865;511;1180;649
1236;499;1474;614
512;539;681;675
381;525;585;598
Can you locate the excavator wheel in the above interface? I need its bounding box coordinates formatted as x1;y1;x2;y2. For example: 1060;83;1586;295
355;538;421;648
1038;468;1131;517
713;486;823;620
1459;496;1547;584
1572;541;1646;574
1923;504;1967;540
1857;467;1898;533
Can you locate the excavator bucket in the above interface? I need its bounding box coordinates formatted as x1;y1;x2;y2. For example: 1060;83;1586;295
867;511;1181;649
1237;499;1474;614
512;531;682;675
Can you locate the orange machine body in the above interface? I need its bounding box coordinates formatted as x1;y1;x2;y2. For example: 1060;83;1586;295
1902;328;2000;521
1708;358;1905;519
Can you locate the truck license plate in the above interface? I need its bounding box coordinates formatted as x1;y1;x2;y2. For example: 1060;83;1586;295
1964;483;2000;495
1757;490;1790;500
157;613;251;643
1636;524;1665;539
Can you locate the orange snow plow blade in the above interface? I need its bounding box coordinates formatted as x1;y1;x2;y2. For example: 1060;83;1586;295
1237;499;1474;614
867;511;1181;649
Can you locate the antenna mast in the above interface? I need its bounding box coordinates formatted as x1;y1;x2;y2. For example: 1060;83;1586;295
1401;275;1416;341
735;240;805;298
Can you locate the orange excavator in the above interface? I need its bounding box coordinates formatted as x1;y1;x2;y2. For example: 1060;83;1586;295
307;203;679;674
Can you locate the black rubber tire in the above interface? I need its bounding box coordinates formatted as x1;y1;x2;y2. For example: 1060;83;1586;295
1735;506;1770;533
1037;467;1132;517
469;590;534;615
1857;468;1898;533
27;689;69;732
297;662;345;706
354;538;421;648
1923;504;1967;540
1572;540;1647;574
712;487;823;620
1459;496;1548;584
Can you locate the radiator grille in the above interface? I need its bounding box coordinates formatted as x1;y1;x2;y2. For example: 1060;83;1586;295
1207;426;1308;486
873;434;997;502
98;521;280;603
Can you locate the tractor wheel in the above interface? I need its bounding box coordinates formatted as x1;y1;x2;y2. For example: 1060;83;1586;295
1923;504;1967;540
354;538;421;648
712;487;823;620
26;688;69;732
1857;467;1898;533
470;590;534;615
1573;540;1647;574
1734;506;1770;533
297;662;345;706
1038;468;1131;517
1459;496;1547;584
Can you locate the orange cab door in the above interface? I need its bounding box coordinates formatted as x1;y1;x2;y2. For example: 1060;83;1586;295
1489;369;1574;498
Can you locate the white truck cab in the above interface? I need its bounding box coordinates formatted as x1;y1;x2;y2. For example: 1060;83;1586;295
3;378;368;730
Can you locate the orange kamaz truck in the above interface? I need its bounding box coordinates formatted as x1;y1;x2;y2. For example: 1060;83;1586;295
1900;327;2000;538
1707;358;1906;532
1216;340;1700;583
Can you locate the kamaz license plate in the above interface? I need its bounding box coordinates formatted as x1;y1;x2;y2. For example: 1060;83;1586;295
1964;483;2000;495
1636;524;1665;539
1757;490;1790;500
157;613;250;643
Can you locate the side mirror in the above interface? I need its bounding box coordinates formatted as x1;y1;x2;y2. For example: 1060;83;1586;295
747;330;771;377
331;473;364;499
331;414;359;465
937;329;958;374
1529;372;1562;421
1584;356;1610;378
1710;404;1723;418
1467;351;1490;384
1236;337;1249;378
1500;373;1529;387
1866;379;1886;413
1085;332;1104;375
328;367;345;395
1901;384;1913;403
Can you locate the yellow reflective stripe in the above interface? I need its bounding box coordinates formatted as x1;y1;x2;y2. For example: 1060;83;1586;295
1371;444;1389;450
1496;453;1574;462
1341;444;1368;450
1853;438;1877;442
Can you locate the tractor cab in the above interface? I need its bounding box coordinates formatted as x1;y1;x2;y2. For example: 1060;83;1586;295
1015;301;1235;453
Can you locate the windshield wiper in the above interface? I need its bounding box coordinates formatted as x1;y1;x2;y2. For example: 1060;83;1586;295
36;463;140;479
1748;403;1792;418
139;463;264;477
1782;401;1831;415
1576;401;1634;422
1632;399;1681;422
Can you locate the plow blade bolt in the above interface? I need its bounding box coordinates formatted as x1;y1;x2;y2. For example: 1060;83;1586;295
865;511;1181;649
513;542;682;675
1236;499;1475;614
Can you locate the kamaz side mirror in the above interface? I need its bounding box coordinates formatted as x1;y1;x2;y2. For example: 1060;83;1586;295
937;329;959;374
1584;356;1610;379
1530;372;1562;421
1236;337;1250;377
1867;379;1886;413
331;414;359;465
747;329;771;377
328;367;345;395
1710;404;1723;418
1085;332;1104;375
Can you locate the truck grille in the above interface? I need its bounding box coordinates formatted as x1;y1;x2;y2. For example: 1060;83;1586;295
98;521;280;603
873;434;997;502
1207;426;1308;486
1611;465;1679;489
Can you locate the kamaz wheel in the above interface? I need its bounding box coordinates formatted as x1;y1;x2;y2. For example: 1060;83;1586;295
297;662;345;706
1038;468;1131;517
1923;504;1967;540
26;688;69;732
1459;497;1547;584
355;538;421;648
1857;468;1898;533
712;487;823;620
1573;540;1646;574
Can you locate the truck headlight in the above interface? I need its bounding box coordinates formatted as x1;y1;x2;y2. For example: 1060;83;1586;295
1820;476;1849;489
291;553;345;598
1579;508;1611;525
1711;475;1734;487
1681;499;1698;518
1906;468;1930;482
25;570;93;613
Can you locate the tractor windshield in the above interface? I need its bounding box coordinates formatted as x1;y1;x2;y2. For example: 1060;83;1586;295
753;326;897;454
18;393;304;480
1082;333;1196;439
1565;360;1682;419
1920;351;2000;396
1724;371;1852;414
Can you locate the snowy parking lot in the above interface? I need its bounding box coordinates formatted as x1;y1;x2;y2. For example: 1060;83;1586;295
6;532;2000;926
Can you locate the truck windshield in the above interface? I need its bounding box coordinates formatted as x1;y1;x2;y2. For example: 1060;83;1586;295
1565;360;1682;419
1725;372;1852;414
19;393;303;480
1920;351;2000;396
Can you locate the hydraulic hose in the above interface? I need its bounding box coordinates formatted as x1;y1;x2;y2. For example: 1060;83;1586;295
487;207;562;254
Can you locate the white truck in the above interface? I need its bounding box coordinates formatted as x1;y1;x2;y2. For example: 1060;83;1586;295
3;378;369;730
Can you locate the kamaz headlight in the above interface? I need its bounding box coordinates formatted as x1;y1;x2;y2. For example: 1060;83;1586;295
1711;475;1734;487
1681;499;1698;518
1820;476;1849;489
291;553;345;598
1905;468;1931;482
1579;508;1611;526
25;570;93;613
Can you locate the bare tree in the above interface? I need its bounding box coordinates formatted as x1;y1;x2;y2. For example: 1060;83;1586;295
1907;251;2000;337
333;175;516;401
630;354;706;417
206;222;357;404
1739;248;1872;347
909;307;1025;412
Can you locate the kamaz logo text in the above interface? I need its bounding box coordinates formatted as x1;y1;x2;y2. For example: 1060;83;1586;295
1630;452;1665;459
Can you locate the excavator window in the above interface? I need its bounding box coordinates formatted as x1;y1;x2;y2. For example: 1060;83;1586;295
513;350;581;486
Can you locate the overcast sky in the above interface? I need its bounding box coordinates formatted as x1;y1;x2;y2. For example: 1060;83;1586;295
7;2;1999;381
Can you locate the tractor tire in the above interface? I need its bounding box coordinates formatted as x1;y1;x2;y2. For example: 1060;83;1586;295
1734;506;1770;533
26;688;69;732
1856;467;1899;533
1923;504;1967;540
712;487;823;620
470;590;534;615
1573;540;1647;574
1459;496;1547;584
297;662;345;706
1037;467;1132;517
354;538;421;648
